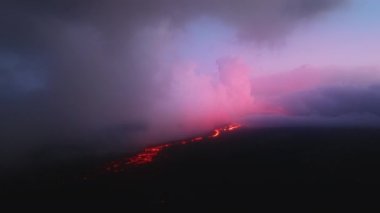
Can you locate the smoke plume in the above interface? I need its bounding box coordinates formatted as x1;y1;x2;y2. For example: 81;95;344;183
0;0;345;167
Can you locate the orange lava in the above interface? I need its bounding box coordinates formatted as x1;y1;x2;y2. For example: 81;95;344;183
191;137;203;142
126;144;171;165
210;129;221;138
104;123;242;172
226;123;241;131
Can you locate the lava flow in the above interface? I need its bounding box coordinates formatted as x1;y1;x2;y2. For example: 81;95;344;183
105;123;242;173
126;144;171;165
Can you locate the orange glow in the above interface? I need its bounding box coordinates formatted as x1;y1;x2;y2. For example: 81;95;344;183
191;137;203;142
126;144;171;165
210;129;221;138
227;123;241;131
104;123;242;172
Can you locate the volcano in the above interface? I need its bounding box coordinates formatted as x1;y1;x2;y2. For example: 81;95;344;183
104;123;241;172
3;126;380;210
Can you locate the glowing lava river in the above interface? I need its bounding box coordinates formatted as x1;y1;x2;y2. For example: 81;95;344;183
105;123;242;173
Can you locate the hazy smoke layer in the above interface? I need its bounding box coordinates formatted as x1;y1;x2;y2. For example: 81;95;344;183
0;0;345;166
250;66;380;127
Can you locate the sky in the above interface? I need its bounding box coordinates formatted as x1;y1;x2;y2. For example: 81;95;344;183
1;0;379;168
178;0;380;71
157;0;380;125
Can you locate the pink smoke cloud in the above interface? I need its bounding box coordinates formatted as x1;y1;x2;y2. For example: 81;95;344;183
144;57;254;143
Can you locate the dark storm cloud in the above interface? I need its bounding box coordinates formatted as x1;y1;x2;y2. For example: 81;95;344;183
0;0;346;48
0;0;345;168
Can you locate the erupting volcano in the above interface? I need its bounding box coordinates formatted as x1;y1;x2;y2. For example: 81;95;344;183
105;123;242;173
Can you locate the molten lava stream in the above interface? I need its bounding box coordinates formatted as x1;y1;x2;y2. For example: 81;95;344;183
126;144;171;165
210;129;221;138
104;123;242;172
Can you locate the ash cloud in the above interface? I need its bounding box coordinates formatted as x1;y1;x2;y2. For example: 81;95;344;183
0;0;345;167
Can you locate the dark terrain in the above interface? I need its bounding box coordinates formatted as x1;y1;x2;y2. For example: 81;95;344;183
2;127;380;209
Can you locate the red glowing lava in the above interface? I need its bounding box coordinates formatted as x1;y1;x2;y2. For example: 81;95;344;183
191;137;203;142
210;129;221;138
126;144;171;165
226;123;241;131
104;123;242;173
